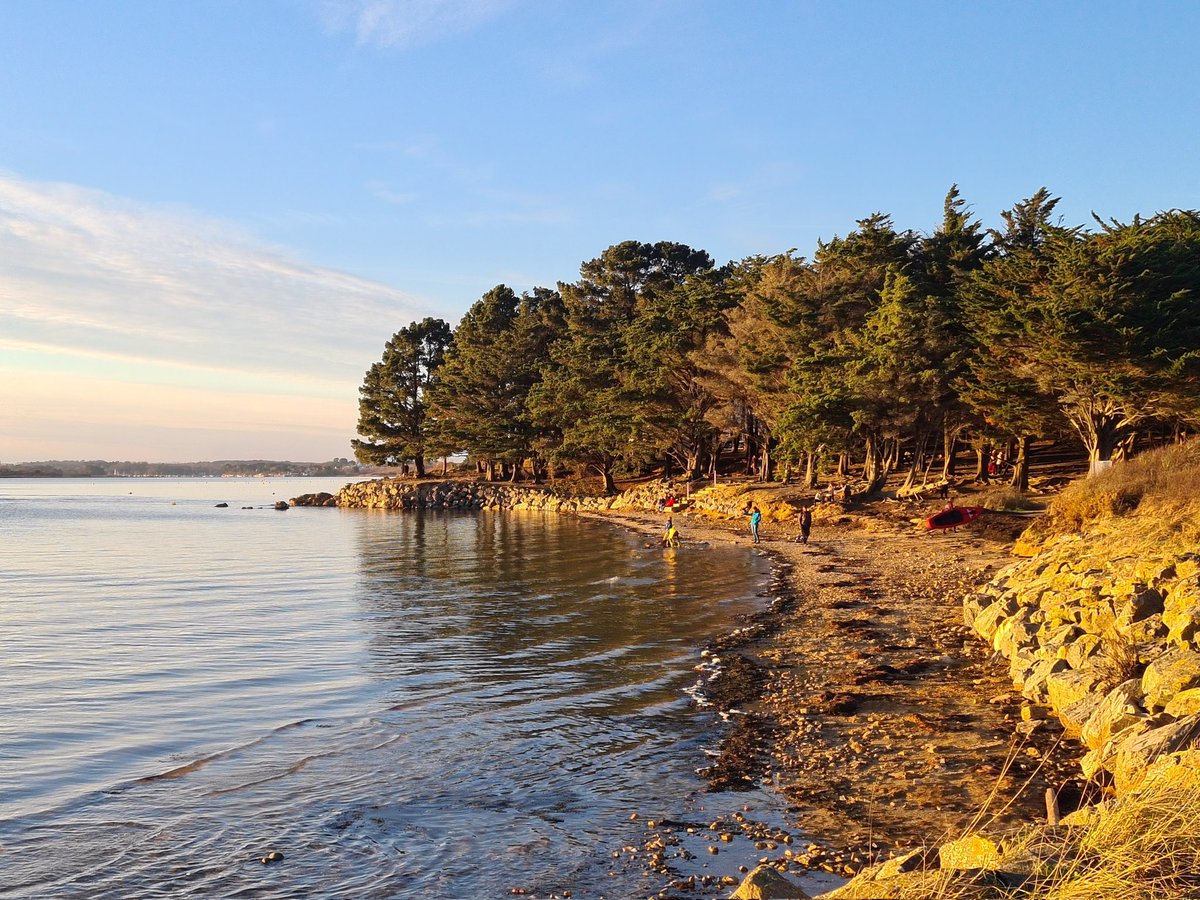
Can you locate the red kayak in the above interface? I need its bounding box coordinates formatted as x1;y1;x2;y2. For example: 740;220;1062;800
925;506;984;531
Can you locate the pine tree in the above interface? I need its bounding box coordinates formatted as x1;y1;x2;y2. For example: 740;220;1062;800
425;285;563;480
351;317;453;476
528;241;713;492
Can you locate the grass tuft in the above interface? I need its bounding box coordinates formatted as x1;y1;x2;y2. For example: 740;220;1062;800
977;485;1036;512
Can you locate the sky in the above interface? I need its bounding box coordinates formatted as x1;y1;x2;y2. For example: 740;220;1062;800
1;0;1198;463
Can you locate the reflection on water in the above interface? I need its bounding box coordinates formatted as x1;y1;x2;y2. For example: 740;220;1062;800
0;480;769;898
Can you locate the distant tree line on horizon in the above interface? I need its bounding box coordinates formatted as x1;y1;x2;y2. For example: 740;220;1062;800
0;459;371;478
352;188;1200;494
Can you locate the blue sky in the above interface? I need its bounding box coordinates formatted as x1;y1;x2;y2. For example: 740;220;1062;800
1;0;1198;462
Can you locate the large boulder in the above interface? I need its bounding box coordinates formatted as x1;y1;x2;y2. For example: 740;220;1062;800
730;864;810;899
1058;694;1104;740
1112;713;1200;793
972;599;1013;642
1163;603;1200;649
1115;585;1165;624
1045;667;1109;713
1141;648;1200;710
993;607;1039;657
1020;658;1069;705
1080;679;1147;751
1064;633;1102;670
938;834;1001;871
1165;687;1200;718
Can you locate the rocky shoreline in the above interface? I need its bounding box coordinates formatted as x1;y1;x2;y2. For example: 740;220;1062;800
329;477;1092;896
576;501;1084;894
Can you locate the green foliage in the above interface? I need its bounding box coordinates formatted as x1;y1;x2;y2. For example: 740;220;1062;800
425;285;562;475
352;317;452;475
968;201;1200;463
354;194;1200;490
528;240;715;490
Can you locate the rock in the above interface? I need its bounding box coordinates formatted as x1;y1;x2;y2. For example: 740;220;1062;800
993;607;1038;656
1165;687;1200;718
1020;704;1050;721
1163;603;1200;649
1178;556;1200;580
1080;679;1147;751
1058;694;1103;740
1063;633;1102;670
1134;746;1200;796
1058;800;1113;828
1128;612;1169;645
1045;667;1108;713
937;834;1001;871
730;864;810;899
873;848;936;879
1141;647;1200;710
1117;586;1164;624
273;501;289;510
1112;713;1200;793
962;593;992;629
1019;658;1068;704
971;598;1013;642
215;502;229;508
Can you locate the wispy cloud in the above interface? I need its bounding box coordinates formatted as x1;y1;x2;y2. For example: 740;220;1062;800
0;172;434;460
318;0;517;48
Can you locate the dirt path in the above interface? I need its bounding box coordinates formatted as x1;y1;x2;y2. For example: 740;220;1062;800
584;502;1086;883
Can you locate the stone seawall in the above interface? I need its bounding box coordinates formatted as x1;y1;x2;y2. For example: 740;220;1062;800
964;534;1200;795
332;477;813;523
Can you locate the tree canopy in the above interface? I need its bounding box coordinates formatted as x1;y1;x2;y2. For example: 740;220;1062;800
353;192;1200;491
352;317;452;477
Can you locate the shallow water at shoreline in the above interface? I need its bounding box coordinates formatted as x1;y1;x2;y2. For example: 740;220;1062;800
0;478;773;898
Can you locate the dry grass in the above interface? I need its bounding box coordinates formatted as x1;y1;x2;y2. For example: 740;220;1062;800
1021;439;1200;548
1024;775;1200;899
1091;628;1145;694
842;777;1200;899
977;485;1037;512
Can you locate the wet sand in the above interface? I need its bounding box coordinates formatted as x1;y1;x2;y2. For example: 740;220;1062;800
583;497;1087;886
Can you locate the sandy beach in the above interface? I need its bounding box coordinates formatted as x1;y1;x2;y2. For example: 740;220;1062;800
583;491;1086;883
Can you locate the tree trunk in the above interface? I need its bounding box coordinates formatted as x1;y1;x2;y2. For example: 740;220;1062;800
485;459;497;482
900;431;932;491
973;445;991;483
942;428;959;479
597;464;616;495
1089;419;1122;470
1114;432;1137;461
414;456;426;478
1009;435;1032;492
837;453;849;477
760;443;772;482
862;433;887;494
804;451;817;487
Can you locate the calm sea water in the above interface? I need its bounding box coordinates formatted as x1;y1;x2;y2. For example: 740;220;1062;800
0;478;775;899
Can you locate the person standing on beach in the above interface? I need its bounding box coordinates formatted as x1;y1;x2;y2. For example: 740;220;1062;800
662;517;680;547
797;505;812;544
747;505;762;543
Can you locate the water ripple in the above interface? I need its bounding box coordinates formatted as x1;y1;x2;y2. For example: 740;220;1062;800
0;479;770;898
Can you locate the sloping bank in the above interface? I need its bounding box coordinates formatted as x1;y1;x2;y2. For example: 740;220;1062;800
825;440;1200;900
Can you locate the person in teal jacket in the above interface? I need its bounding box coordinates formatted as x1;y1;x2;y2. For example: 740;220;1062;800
747;505;762;543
